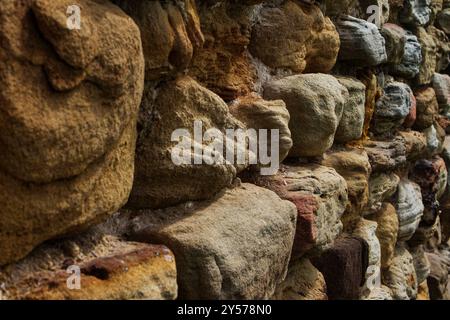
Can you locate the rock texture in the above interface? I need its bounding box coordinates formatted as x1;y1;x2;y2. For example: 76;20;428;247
130;183;297;300
264;74;348;157
0;0;144;266
335;15;387;66
413;87;439;130
250;1;340;74
396;179;425;241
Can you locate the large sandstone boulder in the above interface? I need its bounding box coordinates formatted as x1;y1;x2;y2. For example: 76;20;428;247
415;27;438;85
0;0;144;265
427;26;450;72
366;173;400;214
381;23;406;65
129;76;246;209
129;183;297;300
249;1;340;74
335;15;387;66
264;74;348;157
363;137;407;172
413;87;439;130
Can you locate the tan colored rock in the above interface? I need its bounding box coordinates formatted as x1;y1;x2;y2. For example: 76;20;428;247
427;25;450;72
366;174;400;214
369;203;399;269
250;1;340;74
114;0;204;81
129;183;297;300
417;281;431;300
229;94;293;164
413;87;439;130
272;258;327;300
321;149;371;225
398;130;427;161
0;0;144;265
382;245;418;300
129;76;247;209
415;27;437;85
264;74;348;157
189;2;256;101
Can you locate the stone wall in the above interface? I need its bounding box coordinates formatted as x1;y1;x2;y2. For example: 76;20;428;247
1;0;450;300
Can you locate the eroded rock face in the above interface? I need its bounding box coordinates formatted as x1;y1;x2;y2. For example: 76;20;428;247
399;0;432;27
410;245;431;284
368;203;399;269
413;87;439;130
189;1;256;101
264;74;348;157
428;26;450;72
321;149;371;225
363;137;407;172
399;130;428;161
229;94;293;164
371;82;413;135
382;245;418;300
129;76;244;209
249;1;340;74
129;183;297;300
427;251;450;299
390;31;422;79
311;236;369;300
248;164;348;256
335;77;366;143
381;23;406;65
0;0;144;266
415;27;438;85
396;179;425;241
432;73;450;114
272;258;327;300
113;0;204;81
335;15;387;66
367;173;400;214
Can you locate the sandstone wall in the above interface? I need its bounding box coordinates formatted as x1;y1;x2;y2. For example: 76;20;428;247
1;0;450;300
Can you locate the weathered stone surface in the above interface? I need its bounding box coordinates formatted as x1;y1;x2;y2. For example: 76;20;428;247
363;137;407;172
427;251;450;299
6;244;177;300
390;31;422;79
424;123;446;156
321;149;371;225
0;220;177;300
248;164;347;256
399;0;432;26
368;203;399;269
437;7;450;34
335;77;366;143
432;73;450;114
381;23;406;65
415;27;438;85
129;76;245;209
399;130;428;161
367;174;399;214
413;87;439;130
0;0;144;266
382;245;418;300
129;183;297;300
264;74;348;157
335;15;387;66
114;0;204;81
417;281;431;300
312;236;369;300
229;94;293;164
249;1;340;74
360;71;381;139
428;26;450;72
272;258;327;300
189;2;256;100
371;82;413;135
410;245;431;284
396;179;425;241
403;91;417;128
352;219;382;298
